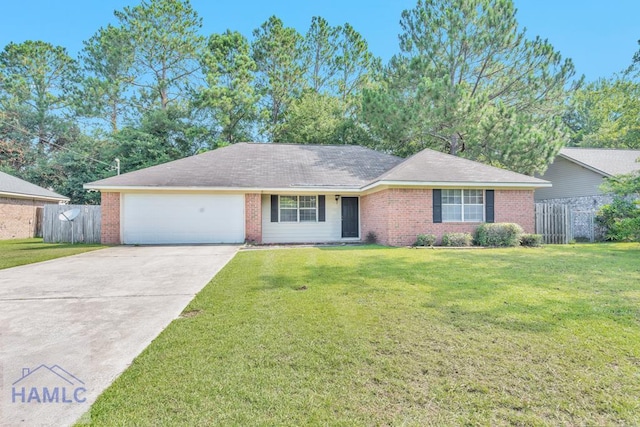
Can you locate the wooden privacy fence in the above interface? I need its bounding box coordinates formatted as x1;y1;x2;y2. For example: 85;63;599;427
535;203;572;244
43;204;101;244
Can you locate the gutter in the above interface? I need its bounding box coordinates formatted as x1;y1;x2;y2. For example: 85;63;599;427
0;191;69;203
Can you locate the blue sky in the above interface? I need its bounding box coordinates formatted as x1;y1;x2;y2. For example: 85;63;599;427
0;0;638;82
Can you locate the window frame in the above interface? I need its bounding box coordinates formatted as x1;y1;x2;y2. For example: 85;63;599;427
441;189;485;223
278;195;318;223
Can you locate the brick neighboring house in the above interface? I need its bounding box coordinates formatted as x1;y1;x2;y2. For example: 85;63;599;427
0;171;69;240
535;148;640;239
85;143;549;246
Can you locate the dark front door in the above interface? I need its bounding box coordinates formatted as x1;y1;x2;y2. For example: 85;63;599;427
341;197;359;238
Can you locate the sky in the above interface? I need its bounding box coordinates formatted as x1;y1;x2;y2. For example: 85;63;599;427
0;0;638;82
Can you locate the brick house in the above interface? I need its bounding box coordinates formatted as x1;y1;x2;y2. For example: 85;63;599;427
0;171;69;240
85;143;549;246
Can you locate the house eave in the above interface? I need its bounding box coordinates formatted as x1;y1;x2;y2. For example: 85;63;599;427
558;153;611;178
360;180;551;192
82;184;364;194
0;191;69;203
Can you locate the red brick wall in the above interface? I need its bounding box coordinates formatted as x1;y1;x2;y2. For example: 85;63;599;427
362;188;536;246
101;192;121;244
0;197;40;239
245;193;262;243
495;189;535;233
360;191;390;245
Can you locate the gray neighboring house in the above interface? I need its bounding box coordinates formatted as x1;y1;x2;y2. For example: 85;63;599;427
0;171;69;240
535;147;640;239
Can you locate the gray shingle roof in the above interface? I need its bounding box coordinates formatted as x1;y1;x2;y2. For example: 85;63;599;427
0;171;69;201
87;143;404;189
560;148;640;176
371;148;548;186
85;143;548;190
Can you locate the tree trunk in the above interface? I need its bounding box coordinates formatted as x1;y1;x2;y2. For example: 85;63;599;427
449;133;460;156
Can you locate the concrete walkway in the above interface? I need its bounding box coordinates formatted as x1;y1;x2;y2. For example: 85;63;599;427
0;245;238;426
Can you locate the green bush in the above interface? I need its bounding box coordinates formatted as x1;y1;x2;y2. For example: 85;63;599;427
441;232;473;247
474;223;524;247
520;234;543;247
414;234;436;247
596;198;640;241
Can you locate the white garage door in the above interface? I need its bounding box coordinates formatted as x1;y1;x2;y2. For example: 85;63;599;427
122;193;245;244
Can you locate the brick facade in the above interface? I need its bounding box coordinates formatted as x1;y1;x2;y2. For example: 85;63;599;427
0;197;41;240
101;192;121;244
362;188;535;246
96;188;534;246
245;193;262;243
494;189;535;233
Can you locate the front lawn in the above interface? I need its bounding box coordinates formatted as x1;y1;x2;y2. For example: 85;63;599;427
88;244;640;426
0;238;104;270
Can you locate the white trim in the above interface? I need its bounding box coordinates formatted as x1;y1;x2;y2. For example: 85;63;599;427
0;191;68;203
361;180;551;192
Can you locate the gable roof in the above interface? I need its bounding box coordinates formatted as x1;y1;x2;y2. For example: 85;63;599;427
85;142;549;192
0;171;69;202
559;148;640;177
365;148;548;189
86;143;403;190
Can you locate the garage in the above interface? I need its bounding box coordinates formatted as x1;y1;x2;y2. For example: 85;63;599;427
122;193;245;244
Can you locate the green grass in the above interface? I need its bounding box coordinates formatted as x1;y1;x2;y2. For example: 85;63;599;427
88;244;640;426
0;238;105;270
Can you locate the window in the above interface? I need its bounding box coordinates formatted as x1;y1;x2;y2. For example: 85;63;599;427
442;189;484;222
279;195;317;222
279;196;298;222
299;196;317;222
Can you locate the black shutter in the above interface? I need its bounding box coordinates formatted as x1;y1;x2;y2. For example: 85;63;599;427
433;189;442;223
318;195;326;222
271;195;278;222
485;190;495;223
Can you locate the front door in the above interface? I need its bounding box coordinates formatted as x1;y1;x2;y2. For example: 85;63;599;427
341;197;359;238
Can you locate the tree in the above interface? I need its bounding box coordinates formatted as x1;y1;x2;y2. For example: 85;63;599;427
334;23;378;111
33;135;117;204
303;16;339;93
114;105;209;173
597;172;640;242
252;16;305;141
79;25;135;133
198;30;257;144
0;41;80;153
564;40;640;149
277;91;343;144
361;0;575;174
114;0;205;111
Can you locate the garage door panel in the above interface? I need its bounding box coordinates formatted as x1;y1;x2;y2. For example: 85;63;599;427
123;194;244;244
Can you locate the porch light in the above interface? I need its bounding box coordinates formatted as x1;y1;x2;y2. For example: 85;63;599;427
335;195;340;202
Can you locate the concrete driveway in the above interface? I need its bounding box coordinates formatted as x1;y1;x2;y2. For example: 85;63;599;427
0;245;238;426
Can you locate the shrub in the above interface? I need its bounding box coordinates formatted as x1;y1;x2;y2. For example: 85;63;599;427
441;232;472;247
520;233;543;247
474;223;524;247
596;198;640;242
365;231;378;244
414;234;436;247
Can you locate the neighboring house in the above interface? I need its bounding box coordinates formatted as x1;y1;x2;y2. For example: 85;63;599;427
84;143;549;246
535;148;640;239
0;171;69;240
